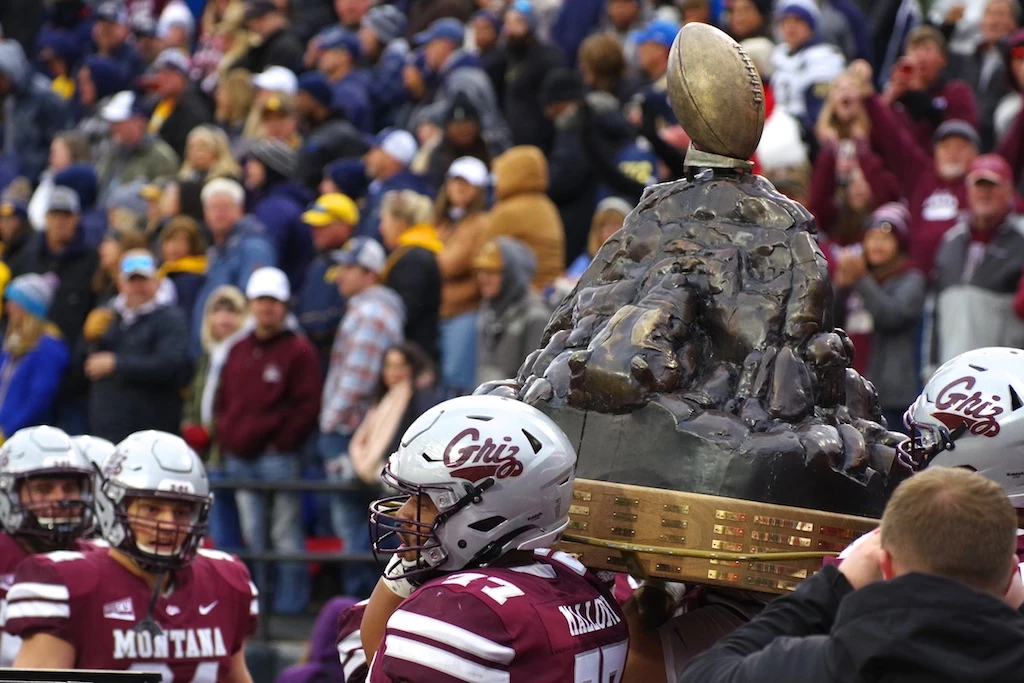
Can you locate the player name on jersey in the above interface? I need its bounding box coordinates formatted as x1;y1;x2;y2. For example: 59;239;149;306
113;627;229;661
558;595;622;637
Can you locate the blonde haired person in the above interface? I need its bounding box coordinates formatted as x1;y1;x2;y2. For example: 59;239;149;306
179;125;242;181
380;190;443;362
214;68;256;140
0;275;68;443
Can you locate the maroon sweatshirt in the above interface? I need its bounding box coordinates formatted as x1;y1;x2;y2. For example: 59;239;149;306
215;329;323;459
865;94;967;277
891;79;978;154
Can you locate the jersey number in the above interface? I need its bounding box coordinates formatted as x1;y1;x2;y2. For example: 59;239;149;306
441;573;525;605
573;641;627;683
129;661;219;683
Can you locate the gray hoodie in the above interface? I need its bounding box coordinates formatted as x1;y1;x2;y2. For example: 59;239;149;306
0;39;72;182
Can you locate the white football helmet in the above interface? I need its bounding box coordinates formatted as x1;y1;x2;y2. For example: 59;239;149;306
370;395;577;582
903;347;1024;505
71;435;116;470
95;430;212;571
0;425;95;548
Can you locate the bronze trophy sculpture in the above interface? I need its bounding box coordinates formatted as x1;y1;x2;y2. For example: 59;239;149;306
479;23;910;593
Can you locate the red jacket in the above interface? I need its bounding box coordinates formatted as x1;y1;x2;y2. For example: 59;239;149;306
891;79;978;153
215;329;322;459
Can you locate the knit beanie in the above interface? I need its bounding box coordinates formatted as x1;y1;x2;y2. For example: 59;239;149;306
508;0;538;33
249;139;298;179
363;5;408;44
6;273;56;319
777;0;820;31
867;202;911;254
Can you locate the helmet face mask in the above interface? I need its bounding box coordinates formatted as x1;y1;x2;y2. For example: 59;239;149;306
0;426;96;550
96;431;212;573
369;396;577;583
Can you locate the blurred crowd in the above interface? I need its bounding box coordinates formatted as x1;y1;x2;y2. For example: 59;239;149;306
0;0;1022;613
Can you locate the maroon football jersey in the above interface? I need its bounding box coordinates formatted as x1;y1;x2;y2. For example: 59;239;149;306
0;532;32;666
4;547;258;682
336;599;370;682
368;549;630;683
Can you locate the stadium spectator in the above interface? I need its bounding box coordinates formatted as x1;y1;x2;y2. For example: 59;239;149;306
578;32;635;107
90;1;145;82
416;18;512;151
176;124;243;221
0;274;67;437
95;91;180;203
294;71;369;190
317;28;374;134
380;189;442;362
156;215;208;330
832;203;925;431
726;0;773;42
217;266;322;614
36;31;81;102
0;39;72;183
633;19;681;131
502;1;564;150
420;93;500;191
883;26;979;153
249;92;303;149
297;192;359;371
319;236;404;598
435;156;489;391
771;0;846;136
81;249;192;443
932;154;1024;364
26;132;91;233
681;468;1024;682
356;128;432;240
470;10;505;103
558;196;632;294
91;230;151;306
73;55;129;145
181;284;248;550
487;145;565;289
405;0;475;41
191;177;276;350
474;237;550;384
130;15;162;68
233;0;305;73
49;163;105;249
357;6;409;131
146;49;214;160
947;0;1018;150
0;198;32;267
243;139;315;291
214;67;257;141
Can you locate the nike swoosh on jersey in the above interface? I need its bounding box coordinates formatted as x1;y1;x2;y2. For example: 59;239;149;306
198;601;219;615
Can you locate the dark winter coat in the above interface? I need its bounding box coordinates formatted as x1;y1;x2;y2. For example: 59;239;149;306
682;565;1024;683
384;245;441;362
297;255;345;374
297;112;369;190
85;303;193;443
249;181;315;293
229;28;304;73
154;88;214;160
503;38;564;150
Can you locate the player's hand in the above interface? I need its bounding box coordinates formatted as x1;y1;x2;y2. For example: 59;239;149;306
838;528;883;590
85;352;117;380
382;553;420;598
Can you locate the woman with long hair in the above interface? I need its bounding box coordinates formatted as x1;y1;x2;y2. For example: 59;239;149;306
435;157;490;392
177;125;242;221
0;274;68;441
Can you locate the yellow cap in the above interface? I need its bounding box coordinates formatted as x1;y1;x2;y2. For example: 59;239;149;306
472;240;503;272
262;94;294;115
302;193;360;227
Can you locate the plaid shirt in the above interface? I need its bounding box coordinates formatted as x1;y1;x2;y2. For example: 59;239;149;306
320;285;405;435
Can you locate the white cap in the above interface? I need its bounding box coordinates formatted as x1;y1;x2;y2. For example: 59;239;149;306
446;156;489;187
245;266;291;302
101;91;138;123
378;129;418;167
252;66;298;96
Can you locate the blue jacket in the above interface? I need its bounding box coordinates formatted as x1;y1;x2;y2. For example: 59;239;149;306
249;182;315;293
356;169;433;242
296;255;345;375
330;71;374;135
368;40;409;130
191;216;276;351
0;333;69;436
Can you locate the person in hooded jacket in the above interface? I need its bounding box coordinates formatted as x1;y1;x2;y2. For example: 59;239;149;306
359;5;410;129
486;145;564;289
0;39;72;183
72;53;128;143
421;92;502;192
243;139;315;293
681;467;1024;683
474;237;551;385
52;163;105;248
501;1;565;151
294;71;370;191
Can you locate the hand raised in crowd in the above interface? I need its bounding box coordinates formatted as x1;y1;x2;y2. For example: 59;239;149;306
833;247;868;289
82;308;116;343
847;59;874;96
837;528;884;590
84;352;117;380
945;3;967;25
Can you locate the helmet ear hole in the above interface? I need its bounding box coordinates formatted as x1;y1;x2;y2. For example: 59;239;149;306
469;516;506;532
522;429;543;454
1010;385;1023;412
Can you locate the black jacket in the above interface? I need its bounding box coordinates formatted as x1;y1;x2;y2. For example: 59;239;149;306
682;565;1024;683
230;28;304;74
7;232;97;350
297;112;369;190
385;246;441;363
156;88;213;159
503;38;564;150
83;303;193;443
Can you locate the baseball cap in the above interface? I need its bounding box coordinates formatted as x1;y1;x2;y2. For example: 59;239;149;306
934;119;981;149
297;71;333;108
302;193;360;227
245;266;291;301
153;48;190;74
332;237;386;274
634;19;679;49
252;66;298;96
414;18;465;46
447;156;489;187
373;129;418;167
967;154;1014;186
0;200;28;220
320;29;361;56
101;90;145;123
47;186;80;214
94;1;127;23
244;0;278;21
260;93;295;116
120;250;157;279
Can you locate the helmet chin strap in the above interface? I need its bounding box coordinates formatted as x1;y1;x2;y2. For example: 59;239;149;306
134;569;169;637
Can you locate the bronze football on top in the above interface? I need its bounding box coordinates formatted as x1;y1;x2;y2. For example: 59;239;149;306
667;22;766;161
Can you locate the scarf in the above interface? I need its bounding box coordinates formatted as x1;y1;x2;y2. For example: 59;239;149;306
149;99;177;134
158;255;208;277
382;224;444;279
350;380;413;485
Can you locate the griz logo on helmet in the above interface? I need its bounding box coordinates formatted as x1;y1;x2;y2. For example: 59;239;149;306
443;428;525;481
933;376;1004;437
103;451;127;477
